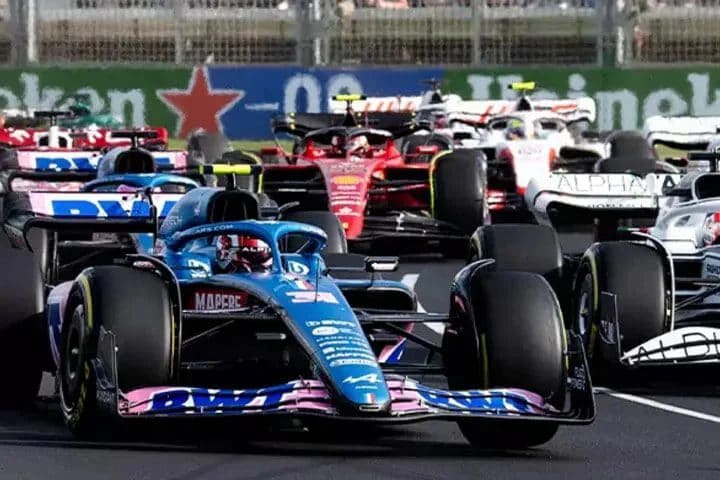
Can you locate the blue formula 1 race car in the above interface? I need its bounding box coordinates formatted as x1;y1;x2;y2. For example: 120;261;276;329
0;169;594;449
0;131;349;285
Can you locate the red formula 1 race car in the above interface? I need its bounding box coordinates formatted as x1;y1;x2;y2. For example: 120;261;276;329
256;95;488;256
0;110;168;151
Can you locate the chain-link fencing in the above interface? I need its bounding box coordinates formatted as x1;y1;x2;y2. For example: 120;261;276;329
2;0;720;65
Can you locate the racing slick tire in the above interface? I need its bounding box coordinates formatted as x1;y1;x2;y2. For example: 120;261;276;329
444;271;566;448
0;247;45;407
283;210;348;254
59;266;173;438
596;131;656;174
431;150;487;259
467;224;567;309
186;130;231;165
573;242;665;376
401;134;450;164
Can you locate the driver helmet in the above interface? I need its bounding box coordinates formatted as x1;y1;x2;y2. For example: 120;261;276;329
505;119;526;140
532;120;546;139
347;135;369;156
331;134;347;155
215;234;273;273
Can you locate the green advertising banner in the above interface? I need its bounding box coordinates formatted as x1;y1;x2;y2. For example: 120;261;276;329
0;66;190;131
2;66;720;138
444;67;720;132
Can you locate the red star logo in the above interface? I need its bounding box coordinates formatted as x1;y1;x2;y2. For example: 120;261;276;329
157;66;244;139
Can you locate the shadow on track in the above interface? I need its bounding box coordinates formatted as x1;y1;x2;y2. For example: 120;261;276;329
594;365;720;398
0;405;581;461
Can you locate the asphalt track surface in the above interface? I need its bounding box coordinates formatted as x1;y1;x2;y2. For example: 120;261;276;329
1;257;720;479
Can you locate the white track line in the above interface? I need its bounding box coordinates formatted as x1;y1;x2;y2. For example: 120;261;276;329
596;387;720;424
401;273;445;334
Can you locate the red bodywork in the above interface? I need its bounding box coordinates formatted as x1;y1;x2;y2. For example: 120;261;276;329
0;126;168;150
263;139;432;240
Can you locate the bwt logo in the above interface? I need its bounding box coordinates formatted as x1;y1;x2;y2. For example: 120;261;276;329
50;199;177;218
36;157;99;171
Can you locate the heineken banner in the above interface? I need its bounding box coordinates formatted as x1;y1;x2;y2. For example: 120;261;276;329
1;66;720;139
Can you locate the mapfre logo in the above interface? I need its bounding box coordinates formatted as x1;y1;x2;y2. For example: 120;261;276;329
190;289;248;310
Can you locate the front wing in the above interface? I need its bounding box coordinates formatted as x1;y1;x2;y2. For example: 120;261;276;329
94;328;594;425
600;292;720;366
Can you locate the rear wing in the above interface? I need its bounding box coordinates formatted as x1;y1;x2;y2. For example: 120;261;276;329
329;95;424;114
643;115;720;151
23;191;183;235
271;112;418;138
526;172;684;219
442;97;597;125
8;150;192;192
0;126;169;149
334;96;597;124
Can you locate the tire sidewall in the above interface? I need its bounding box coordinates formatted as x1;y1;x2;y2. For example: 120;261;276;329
59;278;98;435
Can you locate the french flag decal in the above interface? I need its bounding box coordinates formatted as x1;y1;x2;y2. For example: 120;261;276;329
365;393;376;404
295;280;314;290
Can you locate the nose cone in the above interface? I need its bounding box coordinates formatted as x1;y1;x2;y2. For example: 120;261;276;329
332;368;391;414
334;211;365;240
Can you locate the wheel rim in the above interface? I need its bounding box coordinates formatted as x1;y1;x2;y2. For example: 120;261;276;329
61;304;86;408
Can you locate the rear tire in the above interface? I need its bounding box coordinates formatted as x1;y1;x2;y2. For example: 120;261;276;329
0;248;45;408
282;210;348;254
431;150;487;258
59;266;173;437
186;130;230;165
467;224;567;309
444;271;565;448
596;131;656;174
402;134;450;164
573;242;666;373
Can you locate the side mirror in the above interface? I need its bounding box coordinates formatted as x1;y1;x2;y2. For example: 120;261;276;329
364;256;399;273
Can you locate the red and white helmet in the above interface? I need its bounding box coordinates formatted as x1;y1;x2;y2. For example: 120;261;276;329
215;234;273;273
703;212;720;247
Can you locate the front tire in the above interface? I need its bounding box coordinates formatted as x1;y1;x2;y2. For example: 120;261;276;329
444;270;566;448
59;266;174;437
573;242;666;373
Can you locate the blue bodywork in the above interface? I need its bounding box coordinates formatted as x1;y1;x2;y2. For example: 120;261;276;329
163;218;394;410
40;185;594;424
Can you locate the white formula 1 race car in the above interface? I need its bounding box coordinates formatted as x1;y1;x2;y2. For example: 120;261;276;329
467;149;720;379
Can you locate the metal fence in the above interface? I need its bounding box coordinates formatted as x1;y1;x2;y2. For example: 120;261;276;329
0;0;719;65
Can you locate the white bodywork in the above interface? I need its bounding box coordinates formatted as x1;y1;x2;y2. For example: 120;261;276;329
329;93;601;151
330;93;605;194
643;115;720;152
527;169;720;366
